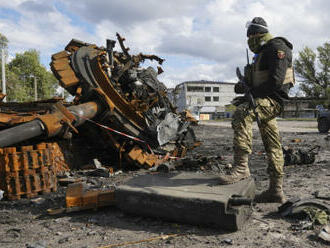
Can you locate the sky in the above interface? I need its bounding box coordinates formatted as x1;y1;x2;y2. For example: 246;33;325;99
0;0;329;90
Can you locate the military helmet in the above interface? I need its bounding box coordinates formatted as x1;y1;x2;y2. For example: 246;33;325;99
246;17;268;37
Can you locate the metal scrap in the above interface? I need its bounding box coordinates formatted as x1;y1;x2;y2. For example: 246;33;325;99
279;197;330;229
0;143;64;200
0;34;198;173
0;34;199;201
283;145;320;166
319;225;330;242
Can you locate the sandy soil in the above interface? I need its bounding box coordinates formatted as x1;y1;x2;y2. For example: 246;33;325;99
0;120;329;248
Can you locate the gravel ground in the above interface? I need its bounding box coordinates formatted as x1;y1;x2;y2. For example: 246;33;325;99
0;120;329;248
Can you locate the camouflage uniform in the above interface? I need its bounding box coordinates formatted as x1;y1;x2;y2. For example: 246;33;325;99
232;35;293;178
232;97;284;178
219;19;294;203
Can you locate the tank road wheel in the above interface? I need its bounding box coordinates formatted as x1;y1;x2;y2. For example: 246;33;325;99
318;118;330;133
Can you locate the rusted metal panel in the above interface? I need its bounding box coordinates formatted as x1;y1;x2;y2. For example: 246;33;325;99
66;183;115;209
52;58;71;71
51;50;69;60
0;142;68;200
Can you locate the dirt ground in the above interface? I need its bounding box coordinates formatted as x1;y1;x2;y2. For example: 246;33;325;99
1;120;330;248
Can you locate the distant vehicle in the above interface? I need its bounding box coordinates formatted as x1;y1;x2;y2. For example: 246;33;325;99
317;110;330;133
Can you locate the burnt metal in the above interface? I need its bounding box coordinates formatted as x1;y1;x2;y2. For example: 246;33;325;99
283;145;320;166
0;34;198;169
0;102;99;148
279;197;330;217
0;143;65;200
0;119;45;147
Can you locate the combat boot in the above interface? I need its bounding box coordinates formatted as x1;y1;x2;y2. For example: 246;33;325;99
218;152;250;185
254;177;286;203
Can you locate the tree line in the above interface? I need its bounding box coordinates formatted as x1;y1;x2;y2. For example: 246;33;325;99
294;42;330;108
0;33;57;102
0;32;329;107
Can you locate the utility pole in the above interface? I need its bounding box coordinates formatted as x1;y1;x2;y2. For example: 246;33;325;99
1;48;6;102
33;76;37;101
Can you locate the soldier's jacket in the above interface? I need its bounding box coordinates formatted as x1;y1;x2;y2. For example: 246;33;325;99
248;37;294;104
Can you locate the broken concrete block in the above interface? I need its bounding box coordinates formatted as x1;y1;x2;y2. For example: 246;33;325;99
116;172;255;231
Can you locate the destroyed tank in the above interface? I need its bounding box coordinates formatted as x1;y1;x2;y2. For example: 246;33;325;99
0;34;199;200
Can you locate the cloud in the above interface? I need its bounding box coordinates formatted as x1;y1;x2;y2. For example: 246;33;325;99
19;0;54;14
159;57;236;88
59;0;204;27
0;0;26;9
0;0;329;88
0;0;93;64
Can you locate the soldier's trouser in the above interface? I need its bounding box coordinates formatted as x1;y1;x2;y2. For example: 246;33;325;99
231;97;284;178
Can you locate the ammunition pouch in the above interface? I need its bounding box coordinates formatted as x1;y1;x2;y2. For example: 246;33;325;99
251;67;295;88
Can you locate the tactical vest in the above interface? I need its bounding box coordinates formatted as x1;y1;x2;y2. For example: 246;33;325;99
246;52;295;89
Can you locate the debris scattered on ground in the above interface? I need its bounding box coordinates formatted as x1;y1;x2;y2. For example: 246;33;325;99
279;197;330;230
26;241;47;248
283;145;320;166
95;233;185;248
222;238;234;245
150;155;230;174
318;225;330;242
313;191;330;201
48;182;115;215
83;167;112;178
290;220;314;231
30;197;46;205
291;138;302;143
58;177;84;186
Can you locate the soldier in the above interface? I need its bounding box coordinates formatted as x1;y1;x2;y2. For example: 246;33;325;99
218;17;294;203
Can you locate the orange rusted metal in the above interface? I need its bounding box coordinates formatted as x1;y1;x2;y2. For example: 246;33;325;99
0;142;68;200
128;146;159;168
0;35;198;173
66;183;115;209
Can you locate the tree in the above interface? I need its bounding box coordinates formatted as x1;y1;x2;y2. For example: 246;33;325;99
294;42;330;106
7;49;57;101
0;33;8;49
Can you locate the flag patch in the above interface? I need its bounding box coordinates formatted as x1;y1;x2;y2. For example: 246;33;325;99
277;50;285;59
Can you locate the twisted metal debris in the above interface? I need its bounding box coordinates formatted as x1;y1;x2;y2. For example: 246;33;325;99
0;33;198;174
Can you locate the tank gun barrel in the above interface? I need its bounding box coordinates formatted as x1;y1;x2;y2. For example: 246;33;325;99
0;101;99;147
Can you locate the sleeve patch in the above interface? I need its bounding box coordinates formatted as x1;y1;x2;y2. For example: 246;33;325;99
277;50;285;59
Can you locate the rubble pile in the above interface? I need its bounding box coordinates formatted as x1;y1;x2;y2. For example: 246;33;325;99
155;155;230;173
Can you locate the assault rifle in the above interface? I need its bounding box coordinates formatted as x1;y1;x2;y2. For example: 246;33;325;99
236;67;262;128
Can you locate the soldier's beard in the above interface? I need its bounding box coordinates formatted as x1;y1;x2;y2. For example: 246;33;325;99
248;33;273;53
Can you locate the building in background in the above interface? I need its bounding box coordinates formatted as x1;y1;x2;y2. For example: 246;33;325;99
282;97;319;118
170;80;238;120
168;82;321;120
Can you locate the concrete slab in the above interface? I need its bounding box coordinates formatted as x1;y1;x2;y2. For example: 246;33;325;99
116;172;255;231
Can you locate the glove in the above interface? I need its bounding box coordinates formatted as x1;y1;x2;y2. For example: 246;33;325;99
231;96;246;106
234;82;248;94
